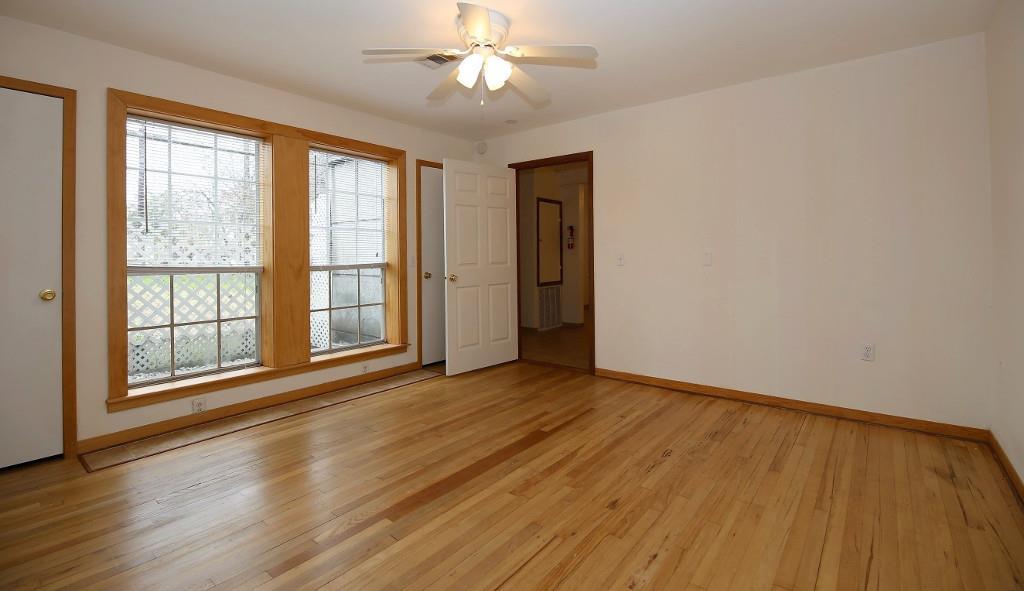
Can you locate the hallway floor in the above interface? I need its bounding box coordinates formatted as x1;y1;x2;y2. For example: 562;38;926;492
520;324;590;370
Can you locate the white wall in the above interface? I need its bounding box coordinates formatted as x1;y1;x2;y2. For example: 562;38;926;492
0;17;473;439
485;34;996;428
988;1;1024;475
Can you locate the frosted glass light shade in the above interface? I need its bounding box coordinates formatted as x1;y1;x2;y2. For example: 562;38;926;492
457;52;485;88
483;54;513;91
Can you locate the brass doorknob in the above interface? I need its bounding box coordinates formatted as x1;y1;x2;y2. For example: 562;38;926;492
447;274;458;282
39;289;56;301
423;272;432;279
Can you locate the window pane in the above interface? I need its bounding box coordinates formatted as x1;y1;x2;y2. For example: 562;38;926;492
217;151;255;182
309;148;386;267
330;227;357;265
128;327;171;384
360;305;385;343
330;308;359;348
145;136;169;172
174;322;218;375
310;271;330;310
356;229;384;264
221;318;257;367
217;180;259;225
127;275;170;328
126;116;263;267
331;269;358;308
309;227;330;266
166;221;217;265
359;268;383;305
311;311;330;352
220;272;256;319
174;274;218;323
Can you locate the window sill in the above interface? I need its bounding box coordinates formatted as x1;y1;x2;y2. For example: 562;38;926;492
107;342;408;412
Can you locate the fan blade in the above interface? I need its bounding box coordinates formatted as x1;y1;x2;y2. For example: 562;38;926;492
363;48;454;57
458;2;492;43
508;67;550;104
502;45;598;60
427;65;463;101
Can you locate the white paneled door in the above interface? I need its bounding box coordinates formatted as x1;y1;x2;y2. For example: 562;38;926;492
442;159;517;375
0;88;65;468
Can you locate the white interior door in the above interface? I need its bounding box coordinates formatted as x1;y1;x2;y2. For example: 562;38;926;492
443;159;517;375
421;165;446;365
0;88;64;468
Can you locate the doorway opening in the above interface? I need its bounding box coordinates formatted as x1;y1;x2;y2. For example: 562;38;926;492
510;152;595;373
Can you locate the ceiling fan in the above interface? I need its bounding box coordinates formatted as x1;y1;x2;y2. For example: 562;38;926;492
362;2;598;104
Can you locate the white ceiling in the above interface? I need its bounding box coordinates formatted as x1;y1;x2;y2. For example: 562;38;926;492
0;0;996;139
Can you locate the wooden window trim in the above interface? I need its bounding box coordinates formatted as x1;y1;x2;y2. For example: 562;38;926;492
106;343;408;411
107;89;408;409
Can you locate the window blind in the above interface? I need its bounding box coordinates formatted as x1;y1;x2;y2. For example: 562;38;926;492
126;116;265;268
308;148;387;267
308;148;388;354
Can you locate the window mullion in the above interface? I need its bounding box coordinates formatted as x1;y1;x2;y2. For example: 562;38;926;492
166;123;173;228
140;123;149;233
216;273;222;370
356;268;362;345
169;273;176;378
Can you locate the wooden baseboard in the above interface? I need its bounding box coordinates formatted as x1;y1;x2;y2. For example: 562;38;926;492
988;432;1024;506
594;368;990;442
78;362;420;453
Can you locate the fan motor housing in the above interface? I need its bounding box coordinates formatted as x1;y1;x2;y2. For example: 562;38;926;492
456;8;510;48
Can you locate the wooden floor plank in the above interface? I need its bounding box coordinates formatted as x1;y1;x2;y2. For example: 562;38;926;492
0;362;1021;590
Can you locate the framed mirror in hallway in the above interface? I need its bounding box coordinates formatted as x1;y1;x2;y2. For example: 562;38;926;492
510;152;595;373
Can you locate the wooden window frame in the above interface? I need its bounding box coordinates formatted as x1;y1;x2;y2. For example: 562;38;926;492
107;89;408;411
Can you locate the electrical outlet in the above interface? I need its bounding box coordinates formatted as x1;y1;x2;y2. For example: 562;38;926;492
362;364;369;374
191;397;207;414
616;254;625;267
861;344;875;362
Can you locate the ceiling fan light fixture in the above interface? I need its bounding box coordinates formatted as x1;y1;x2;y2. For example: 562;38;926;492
456;51;485;88
363;3;598;105
483;54;513;91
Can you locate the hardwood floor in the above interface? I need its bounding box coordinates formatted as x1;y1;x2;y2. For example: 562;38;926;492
80;370;440;472
520;324;590;370
1;362;1022;590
